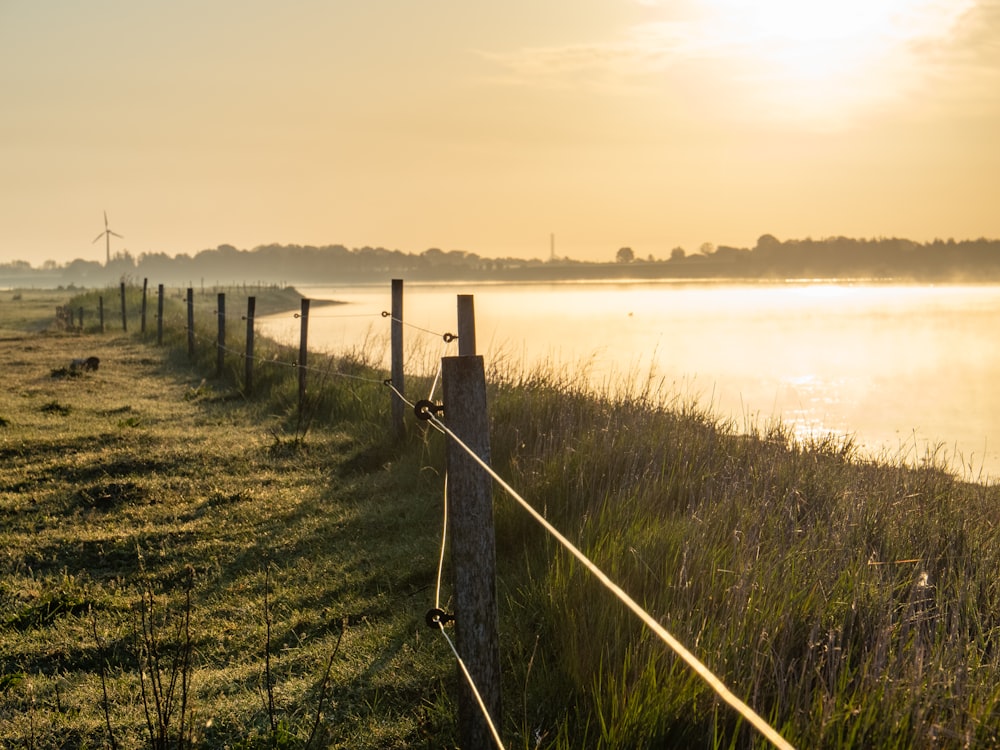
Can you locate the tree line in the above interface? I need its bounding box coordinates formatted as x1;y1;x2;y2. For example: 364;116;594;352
4;234;1000;286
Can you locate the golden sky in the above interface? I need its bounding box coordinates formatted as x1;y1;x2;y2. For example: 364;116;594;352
2;0;998;266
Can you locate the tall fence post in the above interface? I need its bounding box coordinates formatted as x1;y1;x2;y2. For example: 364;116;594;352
298;298;310;414
77;307;84;330
457;294;476;357
391;279;405;440
216;292;226;376
441;354;502;749
141;278;148;334
245;296;256;395
120;282;127;332
157;284;164;345
186;288;195;359
99;296;105;333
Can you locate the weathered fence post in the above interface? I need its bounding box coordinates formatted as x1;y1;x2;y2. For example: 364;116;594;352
298;298;310;414
77;307;84;330
216;293;226;376
457;294;476;357
245;296;256;395
99;296;105;333
186;288;195;359
141;278;148;334
441;354;502;749
120;282;127;332
156;284;164;345
391;279;405;440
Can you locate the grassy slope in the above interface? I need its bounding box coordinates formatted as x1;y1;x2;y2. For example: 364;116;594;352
2;286;1000;748
0;289;456;748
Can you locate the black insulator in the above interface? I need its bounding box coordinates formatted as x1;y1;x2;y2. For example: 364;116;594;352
425;608;455;630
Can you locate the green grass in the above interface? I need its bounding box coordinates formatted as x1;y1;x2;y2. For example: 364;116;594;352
1;282;999;748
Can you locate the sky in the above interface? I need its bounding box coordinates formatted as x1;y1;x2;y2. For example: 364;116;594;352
2;0;999;266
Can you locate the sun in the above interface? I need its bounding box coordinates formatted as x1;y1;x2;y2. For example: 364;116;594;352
685;0;975;124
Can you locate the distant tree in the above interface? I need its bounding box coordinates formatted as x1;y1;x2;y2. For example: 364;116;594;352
616;247;635;263
670;247;686;261
755;234;781;252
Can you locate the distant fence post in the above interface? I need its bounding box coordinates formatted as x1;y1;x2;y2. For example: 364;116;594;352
99;296;105;333
186;288;195;359
157;284;164;345
245;296;256;395
77;307;84;330
120;282;127;332
216;292;226;376
457;294;476;357
141;278;148;334
298;298;310;413
441;354;502;749
391;279;405;440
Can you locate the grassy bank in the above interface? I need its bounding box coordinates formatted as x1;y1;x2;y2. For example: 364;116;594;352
1;284;999;748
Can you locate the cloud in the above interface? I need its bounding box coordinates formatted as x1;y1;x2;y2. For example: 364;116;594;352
476;27;683;89
477;0;996;126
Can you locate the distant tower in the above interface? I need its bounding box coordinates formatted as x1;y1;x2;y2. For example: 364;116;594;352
550;233;555;262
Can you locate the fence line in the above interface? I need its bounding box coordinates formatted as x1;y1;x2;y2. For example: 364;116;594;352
65;279;796;749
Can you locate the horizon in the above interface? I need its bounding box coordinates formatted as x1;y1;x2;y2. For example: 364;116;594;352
2;1;999;266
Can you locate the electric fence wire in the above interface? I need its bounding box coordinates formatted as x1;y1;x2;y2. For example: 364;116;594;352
435;473;448;611
185;329;388;385
383;313;456;343
294;311;382;320
437;624;507;750
425;412;797;750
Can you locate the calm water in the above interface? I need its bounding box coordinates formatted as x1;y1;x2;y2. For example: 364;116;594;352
258;281;1000;482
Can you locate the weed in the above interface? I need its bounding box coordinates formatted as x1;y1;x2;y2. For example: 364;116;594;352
40;400;71;415
131;559;196;750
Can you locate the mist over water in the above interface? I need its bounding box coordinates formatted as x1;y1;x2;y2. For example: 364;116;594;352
259;282;1000;482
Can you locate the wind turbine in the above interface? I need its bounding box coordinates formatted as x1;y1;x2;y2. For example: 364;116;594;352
93;211;123;265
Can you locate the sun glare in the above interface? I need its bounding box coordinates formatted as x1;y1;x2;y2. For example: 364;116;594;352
687;0;975;123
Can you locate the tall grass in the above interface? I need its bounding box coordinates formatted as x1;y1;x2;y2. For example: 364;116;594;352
486;359;1000;748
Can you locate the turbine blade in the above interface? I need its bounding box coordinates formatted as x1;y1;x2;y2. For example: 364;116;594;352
93;232;105;243
110;231;123;238
104;210;109;227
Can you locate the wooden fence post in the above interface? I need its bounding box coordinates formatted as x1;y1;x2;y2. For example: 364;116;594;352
120;282;127;332
157;284;164;345
441;354;502;749
141;278;148;333
99;296;105;333
245;296;256;395
298;298;310;414
216;293;226;376
77;307;84;330
457;294;476;357
391;279;405;440
187;288;195;359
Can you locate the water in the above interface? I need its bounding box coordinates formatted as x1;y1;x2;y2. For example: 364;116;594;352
258;281;1000;482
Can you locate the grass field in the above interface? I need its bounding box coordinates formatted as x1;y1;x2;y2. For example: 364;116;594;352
1;284;999;748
